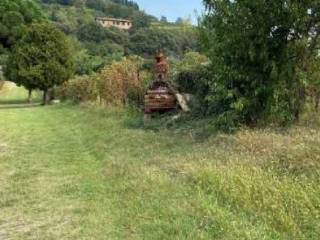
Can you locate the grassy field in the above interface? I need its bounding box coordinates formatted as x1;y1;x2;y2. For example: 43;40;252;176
0;83;319;239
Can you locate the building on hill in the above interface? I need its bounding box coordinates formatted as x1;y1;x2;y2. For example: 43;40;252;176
95;17;132;30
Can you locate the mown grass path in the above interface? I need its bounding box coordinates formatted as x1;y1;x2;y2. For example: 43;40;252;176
0;84;319;239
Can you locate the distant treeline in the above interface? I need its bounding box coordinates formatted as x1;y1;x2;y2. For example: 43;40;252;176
41;0;139;11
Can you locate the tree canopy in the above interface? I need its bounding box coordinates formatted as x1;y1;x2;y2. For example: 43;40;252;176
201;0;320;127
0;0;43;50
129;27;198;57
5;22;75;104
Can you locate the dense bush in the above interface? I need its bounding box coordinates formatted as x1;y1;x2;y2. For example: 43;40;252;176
73;47;124;76
97;56;149;107
201;0;320;127
173;52;209;93
111;0;139;10
58;75;99;103
45;3;93;34
77;22;129;44
77;22;109;43
60;56;151;107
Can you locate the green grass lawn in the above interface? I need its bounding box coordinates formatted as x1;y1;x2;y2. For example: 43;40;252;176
0;83;319;239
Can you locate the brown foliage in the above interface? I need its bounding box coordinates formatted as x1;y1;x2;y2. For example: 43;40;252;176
0;81;4;91
58;56;151;107
97;56;149;106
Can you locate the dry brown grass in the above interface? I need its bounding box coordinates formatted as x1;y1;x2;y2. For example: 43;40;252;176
97;56;147;106
0;81;4;91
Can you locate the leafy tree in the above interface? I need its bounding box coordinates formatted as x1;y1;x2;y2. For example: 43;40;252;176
77;21;129;44
104;3;134;19
0;0;43;49
5;23;75;104
111;0;139;10
85;0;106;10
129;28;198;57
84;40;124;57
46;3;93;34
77;22;108;43
173;52;208;93
130;11;151;30
41;0;75;5
201;0;320;127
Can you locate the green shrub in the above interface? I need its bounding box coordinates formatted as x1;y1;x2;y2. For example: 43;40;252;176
58;75;98;103
201;0;320;127
172;52;208;93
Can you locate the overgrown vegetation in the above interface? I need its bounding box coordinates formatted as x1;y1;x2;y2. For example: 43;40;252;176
1;0;320;238
200;0;320;128
58;56;150;107
0;85;319;239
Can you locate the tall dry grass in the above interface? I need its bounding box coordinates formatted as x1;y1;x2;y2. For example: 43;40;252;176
97;56;148;106
0;81;4;91
59;56;151;107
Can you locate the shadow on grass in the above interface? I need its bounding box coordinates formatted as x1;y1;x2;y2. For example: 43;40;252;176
0;100;42;109
123;112;220;142
0;99;32;105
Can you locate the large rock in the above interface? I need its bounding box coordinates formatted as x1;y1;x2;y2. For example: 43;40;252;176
175;93;192;112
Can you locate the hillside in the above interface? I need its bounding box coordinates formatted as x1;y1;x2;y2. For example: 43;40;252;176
37;0;198;74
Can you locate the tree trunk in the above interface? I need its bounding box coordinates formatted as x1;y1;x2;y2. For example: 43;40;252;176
49;88;55;101
315;92;320;112
293;85;306;122
42;89;49;105
28;89;32;104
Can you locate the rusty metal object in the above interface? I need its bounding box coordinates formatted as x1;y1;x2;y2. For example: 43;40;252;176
144;51;177;115
154;50;169;81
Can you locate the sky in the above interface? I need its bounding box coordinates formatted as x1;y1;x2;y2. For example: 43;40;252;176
135;0;204;24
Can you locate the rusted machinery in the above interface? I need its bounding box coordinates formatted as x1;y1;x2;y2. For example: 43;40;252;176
144;51;177;119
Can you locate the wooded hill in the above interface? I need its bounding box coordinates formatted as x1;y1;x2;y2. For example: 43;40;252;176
37;0;198;75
